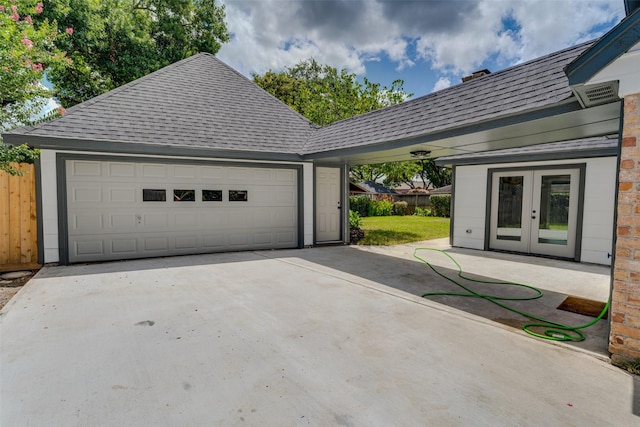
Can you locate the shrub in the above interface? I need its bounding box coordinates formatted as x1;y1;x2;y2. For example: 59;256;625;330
414;206;431;217
368;199;394;216
349;195;371;217
349;210;362;229
393;201;408;216
429;195;451;217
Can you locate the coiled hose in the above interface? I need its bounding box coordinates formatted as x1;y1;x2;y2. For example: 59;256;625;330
413;248;610;342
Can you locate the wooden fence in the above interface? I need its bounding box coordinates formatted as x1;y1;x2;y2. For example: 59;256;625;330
0;163;41;272
394;194;432;215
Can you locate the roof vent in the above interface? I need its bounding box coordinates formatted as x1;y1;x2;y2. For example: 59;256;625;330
573;81;620;107
462;69;491;83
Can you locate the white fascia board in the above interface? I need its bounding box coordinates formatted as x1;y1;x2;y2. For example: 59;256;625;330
587;41;640;97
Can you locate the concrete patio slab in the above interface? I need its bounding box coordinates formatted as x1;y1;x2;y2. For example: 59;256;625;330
1;245;637;426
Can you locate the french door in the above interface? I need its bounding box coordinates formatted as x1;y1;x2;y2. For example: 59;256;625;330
489;168;581;258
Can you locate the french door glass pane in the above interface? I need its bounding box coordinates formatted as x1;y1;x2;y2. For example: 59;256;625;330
497;176;524;241
537;174;570;246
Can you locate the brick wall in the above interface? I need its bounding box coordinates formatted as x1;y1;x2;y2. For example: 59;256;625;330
610;93;640;365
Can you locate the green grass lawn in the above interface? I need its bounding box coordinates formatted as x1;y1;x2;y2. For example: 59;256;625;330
358;216;450;245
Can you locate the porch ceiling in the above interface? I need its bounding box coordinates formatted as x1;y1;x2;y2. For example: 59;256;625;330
306;101;620;165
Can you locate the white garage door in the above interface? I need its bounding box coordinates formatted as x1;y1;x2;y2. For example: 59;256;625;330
65;159;299;263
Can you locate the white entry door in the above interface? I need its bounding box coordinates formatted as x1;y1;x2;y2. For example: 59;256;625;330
489;168;581;258
315;167;341;242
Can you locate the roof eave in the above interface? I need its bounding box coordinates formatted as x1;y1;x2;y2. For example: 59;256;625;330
2;133;305;162
564;9;640;86
303;99;583;160
435;144;618;167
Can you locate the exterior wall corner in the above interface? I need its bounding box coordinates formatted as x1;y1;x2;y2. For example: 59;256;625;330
610;92;640;361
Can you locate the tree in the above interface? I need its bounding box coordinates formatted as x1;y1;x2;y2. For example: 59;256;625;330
37;0;230;107
381;161;422;189
0;143;40;175
381;160;452;190
1;0;69;175
253;59;411;183
416;158;452;189
350;164;385;183
253;58;410;126
1;0;70;131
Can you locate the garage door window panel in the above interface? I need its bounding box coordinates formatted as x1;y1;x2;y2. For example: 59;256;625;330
229;190;248;202
143;189;167;202
202;190;223;201
174;190;195;202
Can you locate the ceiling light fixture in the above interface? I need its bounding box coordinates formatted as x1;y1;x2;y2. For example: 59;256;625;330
409;150;431;159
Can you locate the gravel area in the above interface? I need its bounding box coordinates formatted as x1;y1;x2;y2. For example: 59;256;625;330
0;272;36;310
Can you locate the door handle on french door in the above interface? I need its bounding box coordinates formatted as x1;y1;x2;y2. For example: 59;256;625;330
337;201;342;209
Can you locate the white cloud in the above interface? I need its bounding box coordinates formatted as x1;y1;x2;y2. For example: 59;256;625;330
217;0;625;83
433;77;452;92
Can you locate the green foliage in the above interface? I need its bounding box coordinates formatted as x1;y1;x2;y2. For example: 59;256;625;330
349;195;371;217
349;210;362;229
429;195;451;218
0;143;40;175
416;159;452;189
393;201;408;216
350;164;385;183
624;359;640;375
1;0;71;131
253;58;411;126
382;161;422;188
414;206;431;217
354;160;451;192
37;0;230;107
368;199;394;217
358;216;450;245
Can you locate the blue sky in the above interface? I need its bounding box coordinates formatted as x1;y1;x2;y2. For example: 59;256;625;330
217;0;625;99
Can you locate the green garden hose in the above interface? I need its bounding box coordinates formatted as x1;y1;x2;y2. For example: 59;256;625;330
413;248;610;342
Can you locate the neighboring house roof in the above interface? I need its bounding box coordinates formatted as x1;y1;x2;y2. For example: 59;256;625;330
355;181;396;194
394;180;431;191
429;185;452;195
436;136;617;166
303;41;594;156
4;53;316;159
349;182;368;193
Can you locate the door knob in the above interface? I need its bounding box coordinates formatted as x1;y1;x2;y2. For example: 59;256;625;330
337;201;342;209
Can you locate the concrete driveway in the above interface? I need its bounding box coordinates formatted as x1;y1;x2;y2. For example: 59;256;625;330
1;244;638;425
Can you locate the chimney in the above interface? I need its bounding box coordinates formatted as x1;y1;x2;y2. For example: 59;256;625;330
625;0;640;15
462;69;491;83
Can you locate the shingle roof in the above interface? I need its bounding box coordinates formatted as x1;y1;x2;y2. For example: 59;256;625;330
4;42;602;160
356;180;396;194
436;136;617;166
303;41;594;155
5;53;316;155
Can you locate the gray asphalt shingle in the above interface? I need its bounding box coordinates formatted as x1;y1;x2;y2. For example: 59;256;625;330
5;42;597;159
7;53;316;155
302;41;594;155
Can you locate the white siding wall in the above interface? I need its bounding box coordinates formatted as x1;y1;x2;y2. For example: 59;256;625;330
581;157;617;264
303;162;314;246
40;150;60;263
452;165;487;250
38;149;314;263
452;156;616;265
